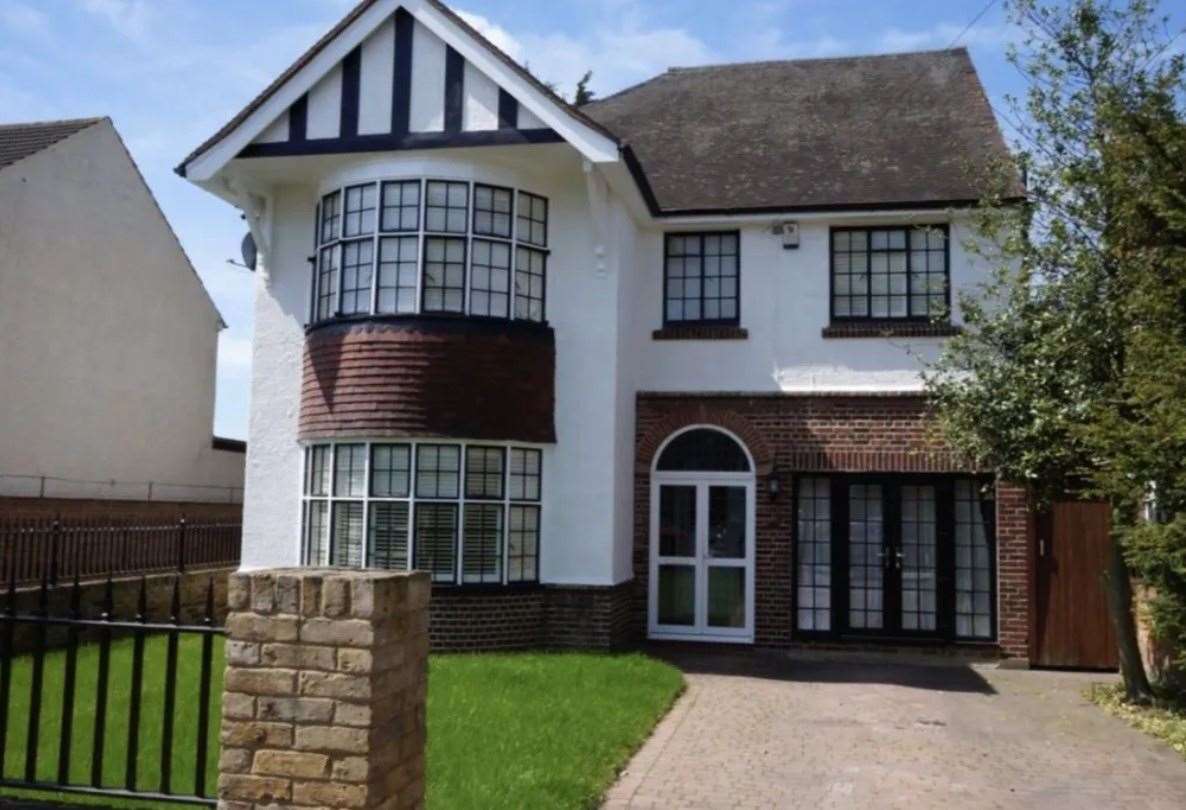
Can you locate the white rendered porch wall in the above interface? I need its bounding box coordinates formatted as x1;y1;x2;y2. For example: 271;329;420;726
622;216;989;393
240;188;309;569
236;148;628;586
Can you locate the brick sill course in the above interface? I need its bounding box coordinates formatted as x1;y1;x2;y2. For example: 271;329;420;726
652;325;748;341
822;322;962;339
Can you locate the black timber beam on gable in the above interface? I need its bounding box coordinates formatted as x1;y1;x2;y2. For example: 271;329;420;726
289;94;308;142
444;47;465;133
237;128;565;159
392;7;414;135
341;46;362;138
497;89;518;129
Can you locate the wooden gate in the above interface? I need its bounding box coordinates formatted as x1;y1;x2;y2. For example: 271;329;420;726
1032;501;1119;669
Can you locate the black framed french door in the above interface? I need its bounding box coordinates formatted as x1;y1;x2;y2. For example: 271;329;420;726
794;474;997;642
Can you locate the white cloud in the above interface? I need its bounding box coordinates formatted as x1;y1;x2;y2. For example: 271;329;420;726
455;9;524;62
77;0;162;43
455;4;715;99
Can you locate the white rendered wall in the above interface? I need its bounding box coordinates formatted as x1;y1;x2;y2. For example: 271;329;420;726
622;216;989;393
409;20;446;132
236;147;628;584
358;17;395;135
238;188;312;568
306;66;343;140
0;121;244;502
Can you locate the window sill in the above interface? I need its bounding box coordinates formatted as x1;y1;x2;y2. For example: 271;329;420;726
652;325;748;341
821;322;961;339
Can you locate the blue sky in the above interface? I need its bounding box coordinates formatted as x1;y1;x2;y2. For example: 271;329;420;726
1;0;1180;439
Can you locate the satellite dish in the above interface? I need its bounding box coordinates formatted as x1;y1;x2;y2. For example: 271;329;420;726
240;232;257;271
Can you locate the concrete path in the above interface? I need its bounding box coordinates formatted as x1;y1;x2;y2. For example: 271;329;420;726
604;650;1186;809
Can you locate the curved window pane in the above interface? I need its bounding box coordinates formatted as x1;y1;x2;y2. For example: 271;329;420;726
656;429;750;472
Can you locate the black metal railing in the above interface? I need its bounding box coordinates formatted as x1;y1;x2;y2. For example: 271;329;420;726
0;570;223;805
0;517;240;587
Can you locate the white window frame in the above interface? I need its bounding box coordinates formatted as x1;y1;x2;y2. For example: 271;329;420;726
648;425;756;644
301;438;544;587
309;178;549;326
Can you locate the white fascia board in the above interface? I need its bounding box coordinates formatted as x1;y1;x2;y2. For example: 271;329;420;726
183;0;399;183
408;0;620;164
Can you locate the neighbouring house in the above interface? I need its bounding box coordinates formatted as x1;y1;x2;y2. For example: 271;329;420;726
0;117;245;521
177;0;1109;665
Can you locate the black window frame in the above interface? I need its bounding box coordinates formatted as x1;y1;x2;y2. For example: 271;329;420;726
513;246;547;323
472;182;515;239
516;190;548;248
829;225;951;324
424;179;469;235
662;231;741;327
790;473;997;643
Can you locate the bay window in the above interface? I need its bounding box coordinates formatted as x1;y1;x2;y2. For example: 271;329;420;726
302;440;542;586
311;179;548;326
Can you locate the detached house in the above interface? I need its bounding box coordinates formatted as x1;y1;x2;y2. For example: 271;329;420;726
180;0;1046;659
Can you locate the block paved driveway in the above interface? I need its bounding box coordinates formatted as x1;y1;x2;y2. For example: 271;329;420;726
604;650;1186;809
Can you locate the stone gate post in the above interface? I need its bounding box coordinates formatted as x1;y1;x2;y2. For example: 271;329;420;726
217;568;429;809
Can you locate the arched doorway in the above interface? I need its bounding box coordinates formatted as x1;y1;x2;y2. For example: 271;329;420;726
649;426;755;642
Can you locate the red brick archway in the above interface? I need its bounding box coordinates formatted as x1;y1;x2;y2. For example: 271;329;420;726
636;403;774;475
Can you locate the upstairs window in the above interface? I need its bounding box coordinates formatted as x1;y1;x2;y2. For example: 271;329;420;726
831;226;949;321
312;179;548;326
663;232;740;325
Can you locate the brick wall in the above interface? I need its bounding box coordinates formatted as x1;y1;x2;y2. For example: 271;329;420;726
300;317;555;443
428;587;545;651
995;482;1031;659
427;583;635;651
219;568;429;809
634;393;1030;658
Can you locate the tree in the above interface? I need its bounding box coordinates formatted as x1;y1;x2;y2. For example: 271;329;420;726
574;71;596;106
924;0;1185;702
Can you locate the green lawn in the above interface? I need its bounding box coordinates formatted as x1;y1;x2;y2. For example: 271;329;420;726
0;639;682;809
428;653;683;809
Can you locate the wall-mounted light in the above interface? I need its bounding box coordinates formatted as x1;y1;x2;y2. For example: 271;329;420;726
767;468;782;498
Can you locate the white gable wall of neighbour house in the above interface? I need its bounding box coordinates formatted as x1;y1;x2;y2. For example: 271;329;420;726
0;120;244;503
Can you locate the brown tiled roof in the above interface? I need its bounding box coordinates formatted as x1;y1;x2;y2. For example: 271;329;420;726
177;0;616;174
583;49;1019;213
0;117;104;172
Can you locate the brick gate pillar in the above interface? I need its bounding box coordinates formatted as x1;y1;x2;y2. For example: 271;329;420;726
218;568;429;809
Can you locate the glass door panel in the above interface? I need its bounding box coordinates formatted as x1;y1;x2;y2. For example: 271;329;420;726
657;565;696;625
652;480;753;640
659;485;696;557
707;567;746;627
708;486;746;558
847;484;884;630
900;485;937;631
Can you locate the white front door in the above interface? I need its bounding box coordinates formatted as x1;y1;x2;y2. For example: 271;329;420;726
649;475;755;642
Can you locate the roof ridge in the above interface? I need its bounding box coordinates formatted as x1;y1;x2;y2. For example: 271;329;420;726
665;46;970;73
0;116;106;131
